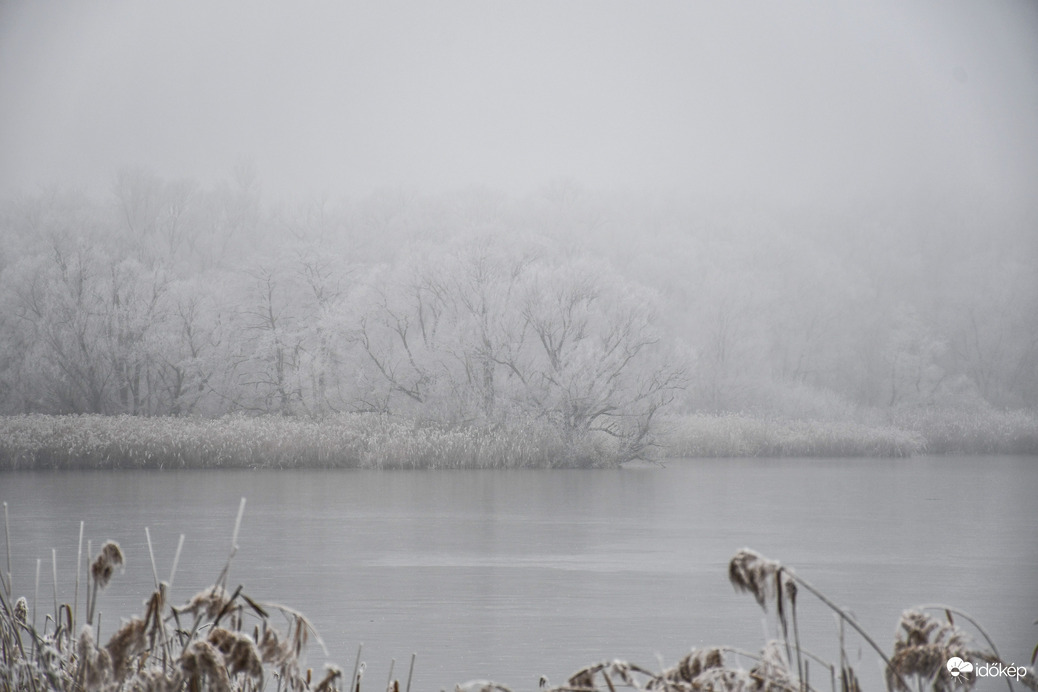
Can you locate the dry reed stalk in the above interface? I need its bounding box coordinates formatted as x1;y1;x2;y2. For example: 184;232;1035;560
455;680;514;692
33;557;39;633
351;642;364;692
143;582;173;667
406;652;416;692
50;548;58;635
839;664;860;692
2;502;10;599
169;533;184;587
215;497;247;590
74;520;83;632
145;526;159;589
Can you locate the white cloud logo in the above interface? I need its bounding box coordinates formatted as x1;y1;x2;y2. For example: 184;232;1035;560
947;657;974;678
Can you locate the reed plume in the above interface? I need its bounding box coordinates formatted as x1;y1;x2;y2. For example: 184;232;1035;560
208;626;264;683
104;616;147;682
728;549;794;610
182;584;233;620
749;641;796;692
87;540;124;625
887;609;995;692
179;639;233;692
455;679;514;692
13;595;27;625
122;668;181;692
565;659;656;691
77;624;113;692
314;664;343;692
688;666;757;692
648;647;725;689
90;541;124;589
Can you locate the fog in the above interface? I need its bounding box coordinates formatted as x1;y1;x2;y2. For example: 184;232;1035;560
3;5;1038;689
1;2;1037;425
3;0;1037;205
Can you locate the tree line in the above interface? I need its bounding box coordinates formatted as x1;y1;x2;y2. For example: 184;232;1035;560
1;170;1035;451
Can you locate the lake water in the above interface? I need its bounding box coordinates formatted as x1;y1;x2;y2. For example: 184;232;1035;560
3;456;1036;691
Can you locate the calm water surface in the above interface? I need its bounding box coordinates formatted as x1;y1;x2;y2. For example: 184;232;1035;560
3;456;1036;691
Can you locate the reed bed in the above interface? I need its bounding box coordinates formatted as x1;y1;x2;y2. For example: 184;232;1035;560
1;408;1035;472
660;415;926;458
0;414;616;471
889;408;1038;455
2;498;1033;692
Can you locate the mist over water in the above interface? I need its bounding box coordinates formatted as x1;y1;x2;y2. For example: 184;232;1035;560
1;3;1037;691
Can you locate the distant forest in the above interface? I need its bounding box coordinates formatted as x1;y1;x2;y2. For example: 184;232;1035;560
2;169;1036;439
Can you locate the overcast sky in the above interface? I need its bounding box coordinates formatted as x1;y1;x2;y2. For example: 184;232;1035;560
1;0;1036;206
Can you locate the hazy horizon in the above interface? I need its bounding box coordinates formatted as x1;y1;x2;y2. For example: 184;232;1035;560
2;0;1037;209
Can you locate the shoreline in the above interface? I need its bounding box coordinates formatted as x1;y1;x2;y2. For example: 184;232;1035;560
1;409;1035;471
